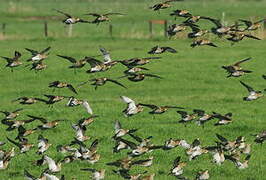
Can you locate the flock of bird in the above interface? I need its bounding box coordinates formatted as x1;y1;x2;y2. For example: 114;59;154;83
0;0;266;180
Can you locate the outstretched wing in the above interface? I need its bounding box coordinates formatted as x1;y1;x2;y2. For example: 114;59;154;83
114;120;122;131
144;73;162;79
240;81;254;92
107;79;127;89
104;12;125;16
83;101;93;115
85;13;101;17
25;48;39;56
238;19;252;27
163;46;177;53
138;103;158;109
234;57;252;66
54;9;72;18
216;134;228;143
204;17;222;28
57;55;77;63
99;46;112;63
86;57;103;67
40;47;51;54
67;84;78;94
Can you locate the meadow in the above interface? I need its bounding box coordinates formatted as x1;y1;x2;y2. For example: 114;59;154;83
0;0;266;179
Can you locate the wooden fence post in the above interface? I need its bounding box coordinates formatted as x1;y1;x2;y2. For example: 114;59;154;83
164;20;168;38
68;24;73;37
149;20;153;38
44;21;48;37
2;23;6;36
109;24;113;37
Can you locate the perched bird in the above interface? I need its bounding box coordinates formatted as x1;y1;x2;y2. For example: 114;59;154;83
25;47;51;62
120;96;144;117
120;73;162;82
86;12;124;25
79;77;126;90
150;0;183;12
240;81;263;101
139;103;184;115
191;39;217;48
148;45;177;54
0;108;23;120
49;81;78;94
239;18;266;31
0;51;22;72
54;9;89;24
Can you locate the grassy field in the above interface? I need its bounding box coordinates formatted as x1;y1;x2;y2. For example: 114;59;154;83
0;0;266;179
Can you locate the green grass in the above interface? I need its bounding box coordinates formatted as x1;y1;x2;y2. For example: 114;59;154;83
0;0;266;179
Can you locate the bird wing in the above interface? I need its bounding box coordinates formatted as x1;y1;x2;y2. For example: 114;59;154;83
173;156;181;167
193;109;205;116
176;111;188;118
142;57;162;60
7;137;21;148
216;134;228;143
44;155;57;171
107;79;127;89
13;108;23;113
138;103;158;109
99;46;112;63
82;101;93;115
86;13;101;17
240;81;254;92
54;9;72;18
244;34;261;40
27;115;47;123
163;47;177;53
80;168;96;172
67;84;78;94
205;17;222;27
192;138;201;147
114;120;122;131
25;48;39;56
234;57;252;66
119;138;138;149
57;55;77;63
144;74;162;79
104;12;125;16
255;18;266;24
86;57;103;67
24;169;37;180
40;47;51;54
238;19;252;27
89;139;99;152
14;51;22;60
